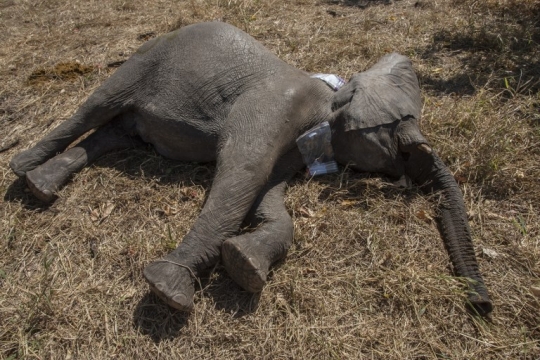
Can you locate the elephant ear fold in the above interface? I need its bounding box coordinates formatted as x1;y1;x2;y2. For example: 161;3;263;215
341;53;423;132
331;81;356;111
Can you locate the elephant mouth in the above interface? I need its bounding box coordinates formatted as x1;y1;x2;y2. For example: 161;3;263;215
400;151;411;162
400;143;432;167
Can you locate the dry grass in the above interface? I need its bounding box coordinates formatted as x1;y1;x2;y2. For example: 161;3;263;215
1;0;539;358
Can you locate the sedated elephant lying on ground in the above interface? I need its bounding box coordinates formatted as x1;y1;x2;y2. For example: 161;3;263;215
10;22;492;316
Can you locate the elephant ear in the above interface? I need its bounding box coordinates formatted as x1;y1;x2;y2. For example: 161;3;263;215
333;53;423;137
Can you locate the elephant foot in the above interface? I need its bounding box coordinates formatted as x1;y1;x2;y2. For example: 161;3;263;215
222;237;270;293
26;165;62;203
143;256;196;312
25;149;86;202
10;149;43;177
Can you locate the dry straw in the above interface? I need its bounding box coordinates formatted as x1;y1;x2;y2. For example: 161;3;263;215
1;0;538;358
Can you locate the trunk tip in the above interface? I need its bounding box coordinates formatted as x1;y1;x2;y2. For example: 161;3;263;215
467;294;493;317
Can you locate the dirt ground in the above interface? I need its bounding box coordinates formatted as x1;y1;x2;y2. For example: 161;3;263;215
1;0;539;358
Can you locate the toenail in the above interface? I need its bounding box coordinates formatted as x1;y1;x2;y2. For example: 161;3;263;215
155;282;165;292
172;294;188;306
247;257;260;269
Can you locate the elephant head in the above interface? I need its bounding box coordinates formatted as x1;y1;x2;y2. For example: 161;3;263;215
330;53;493;316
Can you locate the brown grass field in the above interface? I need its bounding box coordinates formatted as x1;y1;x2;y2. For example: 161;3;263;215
1;0;539;358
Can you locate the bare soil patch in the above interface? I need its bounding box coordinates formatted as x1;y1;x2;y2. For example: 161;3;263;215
27;62;95;86
1;0;539;359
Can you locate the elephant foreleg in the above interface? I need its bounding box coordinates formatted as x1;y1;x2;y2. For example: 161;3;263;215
142;91;309;311
24;122;141;202
222;148;304;292
222;180;293;293
143;161;275;311
143;132;283;311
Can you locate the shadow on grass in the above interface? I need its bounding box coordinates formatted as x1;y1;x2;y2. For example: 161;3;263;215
133;292;190;342
133;270;260;342
3;132;491;338
201;269;262;317
322;0;393;9
3;145;215;209
95;146;216;188
418;1;540;96
3;177;54;211
311;169;419;207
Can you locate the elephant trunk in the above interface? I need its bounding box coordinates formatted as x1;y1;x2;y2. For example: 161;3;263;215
404;148;493;316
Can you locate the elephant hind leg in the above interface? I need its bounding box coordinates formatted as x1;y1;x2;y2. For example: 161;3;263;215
10;60;141;177
25;121;142;202
10;99;126;177
10;106;125;178
222;181;293;293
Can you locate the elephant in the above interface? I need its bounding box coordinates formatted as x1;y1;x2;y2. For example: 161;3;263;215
9;22;492;316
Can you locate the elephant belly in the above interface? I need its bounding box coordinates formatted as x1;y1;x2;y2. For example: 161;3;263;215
131;113;219;163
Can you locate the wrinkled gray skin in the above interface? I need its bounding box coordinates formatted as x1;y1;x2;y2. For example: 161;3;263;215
10;22;492;316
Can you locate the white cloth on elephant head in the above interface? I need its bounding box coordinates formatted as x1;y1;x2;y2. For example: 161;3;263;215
310;73;346;91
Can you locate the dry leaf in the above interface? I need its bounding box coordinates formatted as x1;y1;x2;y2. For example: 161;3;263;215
180;187;200;201
486;212;511;221
89;201;115;223
90;208;100;222
299;206;315;218
416;209;433;222
340;200;357;207
303;268;317;276
156;204;177;217
102;202;115;220
454;174;468;184
275;293;289;311
482;248;500;259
